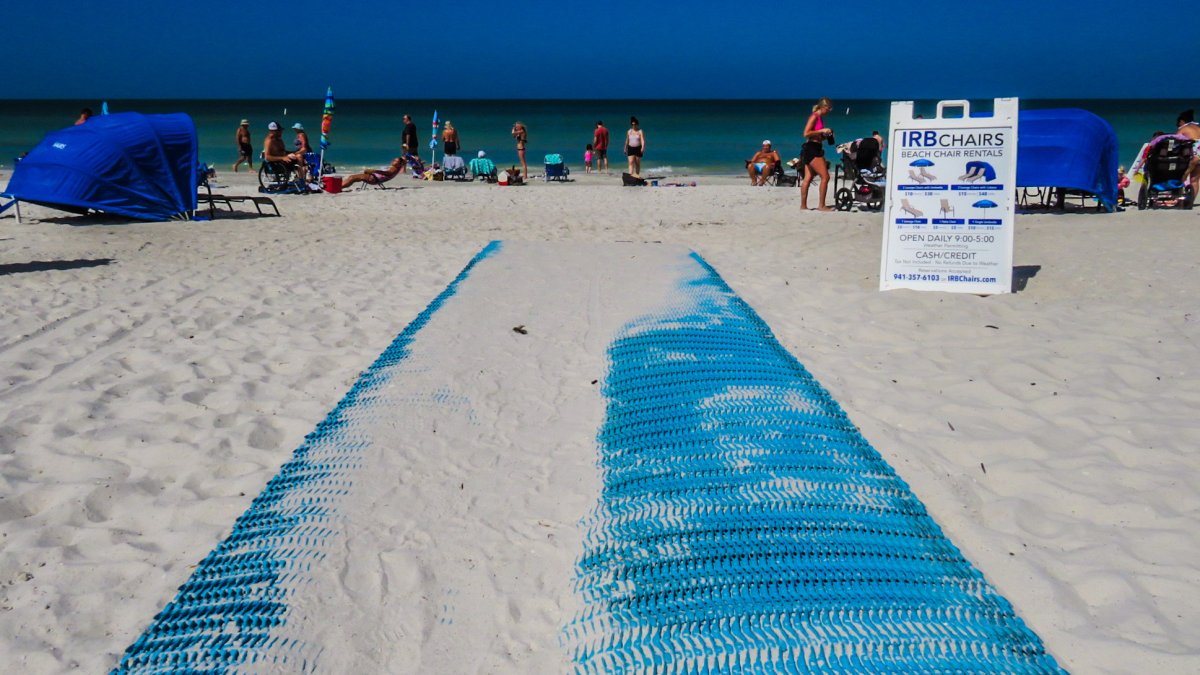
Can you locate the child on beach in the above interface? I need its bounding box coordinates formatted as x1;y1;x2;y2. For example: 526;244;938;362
1117;166;1131;206
585;144;594;173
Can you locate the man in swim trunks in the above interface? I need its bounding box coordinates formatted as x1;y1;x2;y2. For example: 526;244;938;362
401;115;419;160
263;121;308;180
746;140;781;186
1176;109;1200;199
340;157;404;189
593;121;610;174
233;119;253;172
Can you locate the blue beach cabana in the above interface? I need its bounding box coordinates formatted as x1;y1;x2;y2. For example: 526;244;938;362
3;112;198;221
1017;108;1119;211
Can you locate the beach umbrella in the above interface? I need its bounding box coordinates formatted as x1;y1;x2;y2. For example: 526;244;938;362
430;109;439;166
973;199;999;217
318;86;334;181
909;158;934;167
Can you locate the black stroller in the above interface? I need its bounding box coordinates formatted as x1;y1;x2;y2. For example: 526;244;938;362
1138;134;1194;209
834;137;886;211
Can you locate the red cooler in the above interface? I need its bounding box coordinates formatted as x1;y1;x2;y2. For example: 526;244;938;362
322;175;343;193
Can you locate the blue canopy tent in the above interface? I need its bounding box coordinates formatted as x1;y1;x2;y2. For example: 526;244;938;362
3;112;198;221
1017;108;1119;211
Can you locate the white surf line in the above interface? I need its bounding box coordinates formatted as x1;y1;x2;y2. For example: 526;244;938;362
113;241;692;672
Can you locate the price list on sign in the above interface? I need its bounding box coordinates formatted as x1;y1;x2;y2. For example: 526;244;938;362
880;98;1018;295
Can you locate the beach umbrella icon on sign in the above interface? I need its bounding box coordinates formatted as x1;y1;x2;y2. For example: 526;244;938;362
909;158;934;167
973;199;999;217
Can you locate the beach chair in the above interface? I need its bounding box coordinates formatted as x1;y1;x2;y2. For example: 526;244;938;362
0;195;22;222
543;154;571;182
469;156;497;182
198;163;280;218
404;153;426;178
442;155;468;181
355;167;401;190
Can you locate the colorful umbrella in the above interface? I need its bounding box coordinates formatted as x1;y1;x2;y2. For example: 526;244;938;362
318;87;334;180
430;109;440;165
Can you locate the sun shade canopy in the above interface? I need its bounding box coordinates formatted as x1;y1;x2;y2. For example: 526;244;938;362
6;112;198;221
1017;109;1119;210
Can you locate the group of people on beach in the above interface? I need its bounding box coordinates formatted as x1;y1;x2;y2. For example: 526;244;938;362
231;118;313;179
223;98;1200;207
744;97;841;210
230;114;647;183
511;117;644;180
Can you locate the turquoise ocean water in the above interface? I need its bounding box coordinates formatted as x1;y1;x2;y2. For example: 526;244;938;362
1;99;1193;177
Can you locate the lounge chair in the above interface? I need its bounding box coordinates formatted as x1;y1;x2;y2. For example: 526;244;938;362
442;155;468;181
544;154;571;182
469;156;497;182
198;163;280;218
355;168;400;190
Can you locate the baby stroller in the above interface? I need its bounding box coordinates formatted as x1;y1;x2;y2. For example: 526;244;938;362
1137;134;1194;209
833;137;886;211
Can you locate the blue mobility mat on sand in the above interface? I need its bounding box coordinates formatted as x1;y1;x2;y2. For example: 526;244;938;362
110;242;503;673
564;253;1063;673
111;242;1060;672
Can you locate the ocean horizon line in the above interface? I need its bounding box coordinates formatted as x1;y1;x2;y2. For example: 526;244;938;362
2;96;1185;103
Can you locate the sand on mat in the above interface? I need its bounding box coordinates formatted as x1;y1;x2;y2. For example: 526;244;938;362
1;171;1198;672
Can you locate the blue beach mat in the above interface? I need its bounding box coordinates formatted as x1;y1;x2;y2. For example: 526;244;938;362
111;242;1061;673
564;253;1063;672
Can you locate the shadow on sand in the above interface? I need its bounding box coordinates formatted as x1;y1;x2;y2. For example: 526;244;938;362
0;258;114;276
1011;265;1041;293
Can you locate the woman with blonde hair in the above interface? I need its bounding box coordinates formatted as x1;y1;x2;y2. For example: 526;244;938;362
511;121;528;179
800;97;835;211
442;121;460;156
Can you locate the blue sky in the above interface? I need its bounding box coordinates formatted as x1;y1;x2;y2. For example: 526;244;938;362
6;1;1189;99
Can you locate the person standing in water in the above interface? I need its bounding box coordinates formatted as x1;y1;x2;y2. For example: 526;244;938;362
593;120;610;174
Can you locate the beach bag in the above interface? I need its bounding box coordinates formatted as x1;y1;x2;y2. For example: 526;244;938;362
622;172;647;186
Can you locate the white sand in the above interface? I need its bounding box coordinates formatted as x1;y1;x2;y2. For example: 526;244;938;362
1;171;1198;672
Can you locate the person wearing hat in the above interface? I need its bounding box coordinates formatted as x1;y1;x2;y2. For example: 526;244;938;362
292;122;313;155
746;140;781;186
233;119;254;172
263;121;309;181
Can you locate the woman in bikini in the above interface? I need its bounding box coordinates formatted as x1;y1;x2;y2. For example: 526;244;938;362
340;157;404;189
801;97;835;211
512;121;528;179
624;116;645;176
442;121;460;156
